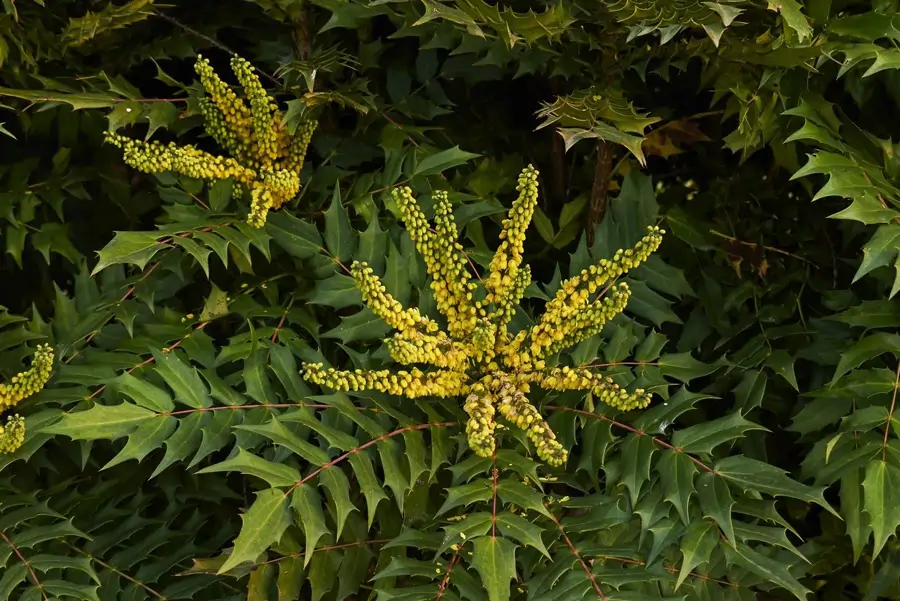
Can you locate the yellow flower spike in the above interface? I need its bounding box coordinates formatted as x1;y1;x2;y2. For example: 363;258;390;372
351;261;440;333
530;282;632;359
463;384;496;458
195;56;253;146
485;165;539;304
283;119;318;174
231;57;279;166
530;366;652;411
302;363;468;398
0;414;26;454
0;344;54;412
495;376;566;466
302;166;663;465
386;331;469;370
392;187;477;337
107;55;317;228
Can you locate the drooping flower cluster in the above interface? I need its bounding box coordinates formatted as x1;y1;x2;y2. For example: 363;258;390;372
105;55;317;228
0;344;54;454
302;166;663;466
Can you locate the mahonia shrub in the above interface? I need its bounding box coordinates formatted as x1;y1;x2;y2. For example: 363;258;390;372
4;1;900;600
106;54;317;227
303;165;663;465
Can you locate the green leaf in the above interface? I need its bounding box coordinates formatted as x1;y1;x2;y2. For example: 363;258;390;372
497;479;552;519
42;403;156;440
220;488;291;573
152;411;206;478
725;542;811;600
267;212;324;259
659;352;715;384
672;412;768;454
471;536;517;601
840;467;868;563
766;350;799;391
0;87;118;110
558;124;648;166
620;435;656;506
716;455;838;516
103;415;177;469
200;284;230;321
862;459;900;558
112;372;174;413
658;452;697;525
831;332;900;384
768;0;812;41
319;468;357;540
435;481;492;517
153;349;212;408
308;274;362;309
697;471;736;546
276;557;305;601
291;486;330;567
496;513;551;559
325;183;356;262
829;300;900;329
676;519;717;589
197;448;302;488
323;308;391;343
854;224;900;296
91;231;163;275
349;451;389;528
414;146;480;177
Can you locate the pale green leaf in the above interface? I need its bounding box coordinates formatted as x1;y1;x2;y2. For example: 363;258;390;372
471;536;517;601
220;488;291;573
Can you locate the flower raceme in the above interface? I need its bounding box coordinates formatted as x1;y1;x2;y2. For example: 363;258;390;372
106;55;317;228
0;344;54;454
302;166;663;466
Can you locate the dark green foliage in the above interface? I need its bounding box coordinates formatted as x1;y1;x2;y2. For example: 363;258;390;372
1;0;900;600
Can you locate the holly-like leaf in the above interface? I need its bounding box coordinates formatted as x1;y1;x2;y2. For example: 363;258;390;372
325;184;356;262
676;519;717;589
672;412;768;454
413;146;480;177
197;448;302;488
862;459;900;558
496;513;551;559
716;456;838;516
220;488;291;573
658;451;697;525
831;332;900;384
471;536;517;601
42;403;156;440
92;231;163;275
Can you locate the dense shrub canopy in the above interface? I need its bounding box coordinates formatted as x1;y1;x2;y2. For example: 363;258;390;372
1;0;900;600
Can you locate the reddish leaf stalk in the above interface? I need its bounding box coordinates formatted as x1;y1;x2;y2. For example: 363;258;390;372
436;551;462;601
546;405;716;474
0;529;48;601
547;511;607;601
286;422;456;496
883;362;900;460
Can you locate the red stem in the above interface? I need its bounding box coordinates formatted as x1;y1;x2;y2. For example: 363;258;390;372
548;511;607;601
545;405;716;474
883;363;900;460
285;422;456;497
0;529;47;601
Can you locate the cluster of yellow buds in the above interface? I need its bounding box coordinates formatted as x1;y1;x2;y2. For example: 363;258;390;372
0;344;54;454
106;55;317;228
0;415;25;454
301;165;664;466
